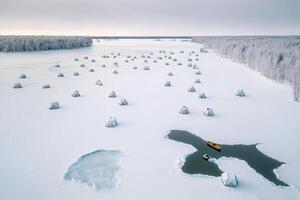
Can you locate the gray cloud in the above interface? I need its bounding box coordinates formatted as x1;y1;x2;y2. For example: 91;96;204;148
0;0;299;35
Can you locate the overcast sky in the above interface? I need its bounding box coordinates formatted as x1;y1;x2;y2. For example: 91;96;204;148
0;0;299;36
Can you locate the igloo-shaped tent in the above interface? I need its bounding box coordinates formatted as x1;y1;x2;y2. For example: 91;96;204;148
195;70;202;75
19;74;27;79
91;59;96;62
106;117;118;128
119;98;128;106
199;93;207;99
204;108;214;116
49;102;60;110
54;64;60;68
235;89;246;97
108;91;117;98
73;72;79;76
80;64;85;67
133;66;138;70
195;78;201;83
72;91;80;97
143;66;150;70
74;58;79;61
89;69;94;72
95;80;103;86
43;84;50;89
187;86;196;92
164;81;171;87
221;172;238;187
179;106;189;114
57;73;64;77
13;83;22;89
84;56;88;59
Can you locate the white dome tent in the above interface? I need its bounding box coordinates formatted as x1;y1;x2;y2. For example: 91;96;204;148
13;83;22;88
106;117;118;128
108;91;117;98
204;108;214;116
43;84;50;89
199;93;207;99
72;91;80;97
195;78;201;83
235;89;246;97
19;74;27;79
57;73;64;77
179;106;189;114
187;86;196;92
95;80;103;86
119;98;128;106
164;81;171;86
143;66;150;70
49;102;60;110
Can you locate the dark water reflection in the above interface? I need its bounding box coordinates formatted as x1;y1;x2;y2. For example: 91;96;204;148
168;130;288;186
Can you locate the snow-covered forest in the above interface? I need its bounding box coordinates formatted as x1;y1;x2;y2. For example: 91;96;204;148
0;36;92;52
192;36;300;101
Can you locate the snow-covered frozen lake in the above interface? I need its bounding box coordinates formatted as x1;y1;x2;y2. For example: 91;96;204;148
0;39;299;200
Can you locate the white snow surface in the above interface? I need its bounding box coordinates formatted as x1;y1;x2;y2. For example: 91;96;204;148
0;39;300;200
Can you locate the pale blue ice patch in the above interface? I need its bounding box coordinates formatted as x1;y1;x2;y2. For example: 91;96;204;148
64;149;124;190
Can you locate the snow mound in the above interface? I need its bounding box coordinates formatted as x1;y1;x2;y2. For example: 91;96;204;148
179;106;189;114
133;66;138;70
73;72;79;76
235;89;246;97
64;150;124;190
89;69;94;72
168;72;173;76
106;117;118;128
221;172;238;187
54;64;60;68
49;102;60;110
80;64;85;67
113;70;118;74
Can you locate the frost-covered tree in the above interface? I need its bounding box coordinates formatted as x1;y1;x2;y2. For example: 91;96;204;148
0;36;92;52
192;36;300;101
